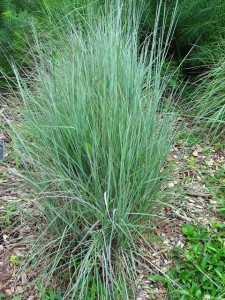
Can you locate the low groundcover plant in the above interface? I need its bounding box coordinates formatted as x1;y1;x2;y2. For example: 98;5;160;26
8;1;178;299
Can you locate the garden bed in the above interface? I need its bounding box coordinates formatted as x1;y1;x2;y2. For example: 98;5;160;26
1;101;225;299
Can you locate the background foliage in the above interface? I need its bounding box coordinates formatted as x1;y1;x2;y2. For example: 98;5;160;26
0;0;40;74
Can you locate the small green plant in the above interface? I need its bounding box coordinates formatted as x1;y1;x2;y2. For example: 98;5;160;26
9;255;20;266
202;147;211;156
0;203;16;226
176;131;204;145
166;224;225;299
187;156;196;169
214;142;225;150
39;284;63;300
205;169;225;217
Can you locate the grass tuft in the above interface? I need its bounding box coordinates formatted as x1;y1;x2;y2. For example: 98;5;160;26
8;1;178;298
192;52;225;139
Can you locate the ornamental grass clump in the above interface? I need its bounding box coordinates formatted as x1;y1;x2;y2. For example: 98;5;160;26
192;49;225;139
10;2;177;299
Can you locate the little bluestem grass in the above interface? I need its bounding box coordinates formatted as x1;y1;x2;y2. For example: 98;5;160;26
8;1;178;298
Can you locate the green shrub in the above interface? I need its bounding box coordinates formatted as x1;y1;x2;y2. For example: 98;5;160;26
0;0;40;74
0;0;104;77
8;1;178;298
173;0;225;61
142;0;225;69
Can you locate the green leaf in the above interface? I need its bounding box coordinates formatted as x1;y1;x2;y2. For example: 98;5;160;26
178;289;191;296
210;221;225;229
149;274;167;283
195;289;202;298
85;142;92;156
182;224;195;237
2;10;13;17
201;255;209;269
90;282;97;300
10;296;24;300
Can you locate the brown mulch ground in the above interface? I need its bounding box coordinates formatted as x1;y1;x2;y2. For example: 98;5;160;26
0;101;39;299
1;101;225;299
135;135;225;299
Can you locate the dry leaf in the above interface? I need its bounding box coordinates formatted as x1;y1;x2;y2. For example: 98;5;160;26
206;159;214;166
0;179;8;184
5;289;12;296
21;273;27;285
192;149;199;157
168;182;174;188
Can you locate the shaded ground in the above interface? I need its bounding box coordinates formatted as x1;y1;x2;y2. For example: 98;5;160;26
0;101;38;299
